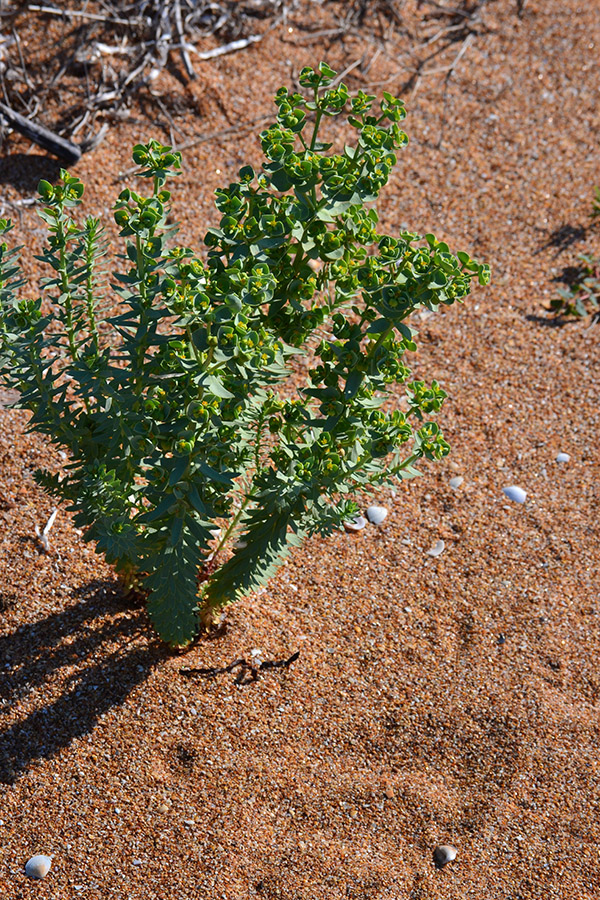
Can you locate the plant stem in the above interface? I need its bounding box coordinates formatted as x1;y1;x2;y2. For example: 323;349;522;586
57;219;78;362
309;109;324;152
211;485;256;560
209;408;266;561
133;234;149;397
84;223;99;357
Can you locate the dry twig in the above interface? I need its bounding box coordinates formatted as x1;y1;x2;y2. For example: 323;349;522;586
0;0;510;160
34;508;58;553
0;100;81;162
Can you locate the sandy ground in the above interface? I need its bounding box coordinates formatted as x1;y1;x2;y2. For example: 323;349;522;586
0;1;599;897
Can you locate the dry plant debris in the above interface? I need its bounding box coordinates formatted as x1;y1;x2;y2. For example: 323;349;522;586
0;1;510;158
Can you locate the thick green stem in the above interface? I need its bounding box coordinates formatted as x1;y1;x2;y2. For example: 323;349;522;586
212;489;254;560
210;407;266;561
133;234;150;397
187;326;202;364
58;221;78;363
84;229;99;357
309;109;324;152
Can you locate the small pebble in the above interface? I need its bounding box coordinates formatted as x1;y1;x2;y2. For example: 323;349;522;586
25;855;52;879
343;516;367;533
502;485;527;504
433;844;457;868
555;452;570;463
449;476;464;490
427;539;445;558
366;505;388;525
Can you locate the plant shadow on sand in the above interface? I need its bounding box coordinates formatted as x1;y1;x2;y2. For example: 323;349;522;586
0;152;64;195
0;579;167;785
534;221;589;257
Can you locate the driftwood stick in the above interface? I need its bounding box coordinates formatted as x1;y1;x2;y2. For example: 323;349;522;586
173;0;196;79
187;35;263;61
28;4;132;26
0;102;81;164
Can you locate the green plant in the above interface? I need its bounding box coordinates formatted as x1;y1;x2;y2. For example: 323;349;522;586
550;253;600;318
592;186;600;220
550;188;600;319
0;62;489;646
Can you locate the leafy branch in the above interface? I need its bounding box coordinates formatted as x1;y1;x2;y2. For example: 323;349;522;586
0;63;489;646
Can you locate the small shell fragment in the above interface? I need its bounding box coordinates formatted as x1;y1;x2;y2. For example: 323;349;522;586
25;855;52;879
503;485;527;504
555;452;570;463
427;539;445;557
449;476;464;490
366;505;388;525
433;844;457;868
344;516;367;533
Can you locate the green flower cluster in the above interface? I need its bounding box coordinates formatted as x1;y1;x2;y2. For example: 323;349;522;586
0;64;489;646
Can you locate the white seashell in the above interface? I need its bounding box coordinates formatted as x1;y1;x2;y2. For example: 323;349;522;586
427;539;445;557
433;844;457;868
555;452;570;463
449;476;464;490
503;485;526;504
344;516;367;533
25;855;52;879
366;505;388;525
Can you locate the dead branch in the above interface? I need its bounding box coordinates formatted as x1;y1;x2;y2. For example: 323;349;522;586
0;0;512;160
115;113;272;181
173;0;196;78
0;100;81;163
28;5;132;26
187;34;263;60
436;31;474;148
